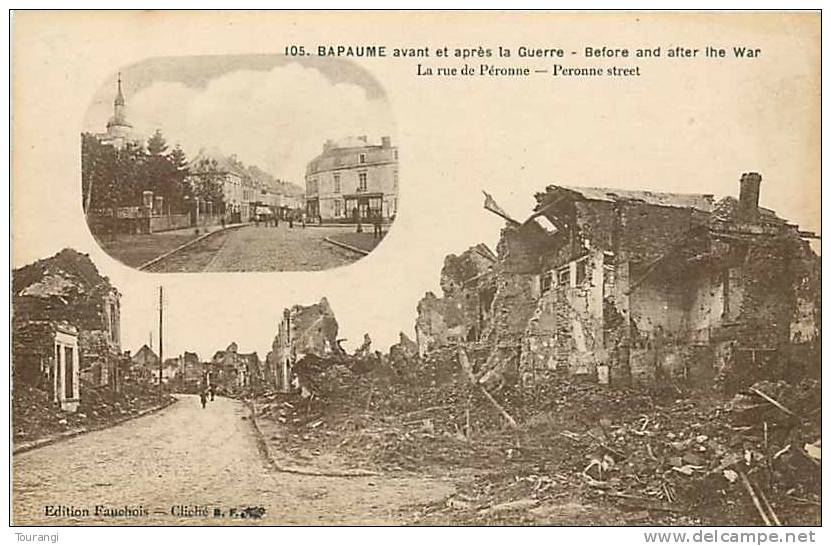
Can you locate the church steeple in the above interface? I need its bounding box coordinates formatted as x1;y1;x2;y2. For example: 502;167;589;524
114;72;125;107
106;71;132;140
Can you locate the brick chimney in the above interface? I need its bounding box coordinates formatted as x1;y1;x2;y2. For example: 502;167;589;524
381;136;391;148
738;172;761;220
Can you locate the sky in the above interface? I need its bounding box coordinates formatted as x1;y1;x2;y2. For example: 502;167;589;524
13;12;821;363
83;56;395;184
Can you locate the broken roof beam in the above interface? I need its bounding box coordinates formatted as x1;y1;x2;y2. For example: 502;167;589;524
483;191;520;226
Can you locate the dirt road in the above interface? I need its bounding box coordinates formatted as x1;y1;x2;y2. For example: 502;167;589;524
12;395;453;525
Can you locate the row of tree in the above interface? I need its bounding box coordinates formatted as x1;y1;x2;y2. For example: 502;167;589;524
81;130;226;215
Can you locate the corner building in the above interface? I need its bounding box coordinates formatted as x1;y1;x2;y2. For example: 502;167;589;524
305;136;398;223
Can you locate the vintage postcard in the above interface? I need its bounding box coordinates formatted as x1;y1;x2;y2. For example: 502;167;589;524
9;10;821;532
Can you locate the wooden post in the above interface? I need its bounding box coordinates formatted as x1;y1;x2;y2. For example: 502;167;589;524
158;286;163;403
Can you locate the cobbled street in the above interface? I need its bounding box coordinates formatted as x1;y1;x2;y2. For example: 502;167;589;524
12;395;453;525
146;224;364;272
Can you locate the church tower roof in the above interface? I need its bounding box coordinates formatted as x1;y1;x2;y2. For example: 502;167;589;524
114;72;125;107
107;71;131;131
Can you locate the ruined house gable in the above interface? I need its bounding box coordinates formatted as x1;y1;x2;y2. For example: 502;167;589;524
439;244;497;296
290;297;342;358
13;248;121;336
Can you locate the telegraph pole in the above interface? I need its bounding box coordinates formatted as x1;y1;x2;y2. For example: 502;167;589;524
158;286;163;402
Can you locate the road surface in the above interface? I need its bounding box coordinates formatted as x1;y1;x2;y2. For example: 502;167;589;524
146;224;362;272
12;395;453;525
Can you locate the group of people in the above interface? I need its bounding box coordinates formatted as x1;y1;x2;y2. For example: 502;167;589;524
199;384;216;409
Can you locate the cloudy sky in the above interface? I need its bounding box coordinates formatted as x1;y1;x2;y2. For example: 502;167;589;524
83;55;395;182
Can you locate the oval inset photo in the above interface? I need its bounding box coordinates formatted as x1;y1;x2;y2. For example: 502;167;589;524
81;55;398;272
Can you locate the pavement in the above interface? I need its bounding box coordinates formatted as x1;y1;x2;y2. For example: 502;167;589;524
12;395;453;525
148;224;365;272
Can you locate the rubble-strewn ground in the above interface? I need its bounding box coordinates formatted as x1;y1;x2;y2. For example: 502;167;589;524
253;352;821;526
12;381;175;448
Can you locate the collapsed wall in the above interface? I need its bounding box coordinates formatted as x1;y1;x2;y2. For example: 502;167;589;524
265;297;345;393
415;244;498;355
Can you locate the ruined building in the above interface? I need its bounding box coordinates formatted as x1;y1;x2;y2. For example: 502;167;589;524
416;174;820;391
266;297;344;393
415;243;498;356
13;249;124;411
210;342;262;391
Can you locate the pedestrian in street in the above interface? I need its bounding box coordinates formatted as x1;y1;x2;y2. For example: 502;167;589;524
200;389;207;409
209;384;215;401
372;210;383;239
289;211;294;229
353;207;362;233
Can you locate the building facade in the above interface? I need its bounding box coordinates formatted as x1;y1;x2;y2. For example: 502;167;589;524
305;136;398;223
13;321;81;412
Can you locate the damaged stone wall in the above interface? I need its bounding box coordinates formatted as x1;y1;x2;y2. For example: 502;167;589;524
415;245;497;356
415;291;467;355
477;224;551;386
520;251;607;383
713;232;821;390
388;332;419;368
266;297;345;393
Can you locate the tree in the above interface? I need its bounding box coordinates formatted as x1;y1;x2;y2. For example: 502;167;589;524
81;133;117;212
169;144;191;203
190;158;226;214
135;130;193;213
146;129;168;156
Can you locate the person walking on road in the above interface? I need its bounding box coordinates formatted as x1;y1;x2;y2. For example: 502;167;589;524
372;210;383;239
200;389;207;409
209;384;215;402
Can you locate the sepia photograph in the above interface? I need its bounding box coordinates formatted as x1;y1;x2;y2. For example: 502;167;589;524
8;9;822;534
81;55;398;272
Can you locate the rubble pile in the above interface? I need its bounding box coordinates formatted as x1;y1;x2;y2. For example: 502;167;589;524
13;380;174;446
255;349;820;525
419;378;821;525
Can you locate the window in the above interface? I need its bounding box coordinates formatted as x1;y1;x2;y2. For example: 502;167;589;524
394;150;398;160
110;302;118;343
333;173;341;193
541;271;553;293
557;267;569;285
64;346;74;399
358;172;367;191
335;199;343;217
393;170;399;189
576;260;587;285
359;153;366;164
